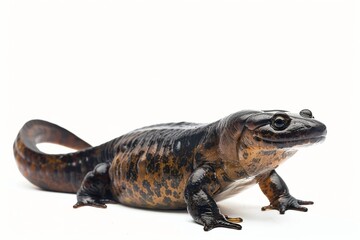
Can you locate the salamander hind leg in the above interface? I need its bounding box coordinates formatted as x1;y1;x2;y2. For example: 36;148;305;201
258;170;314;214
73;162;116;208
185;165;242;231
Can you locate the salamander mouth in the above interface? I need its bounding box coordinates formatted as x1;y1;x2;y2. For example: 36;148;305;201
254;135;326;146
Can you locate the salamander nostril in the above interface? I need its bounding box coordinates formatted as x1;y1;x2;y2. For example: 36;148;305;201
300;109;313;118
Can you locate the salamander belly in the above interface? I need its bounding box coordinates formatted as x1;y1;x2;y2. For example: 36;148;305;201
109;150;193;210
214;177;257;202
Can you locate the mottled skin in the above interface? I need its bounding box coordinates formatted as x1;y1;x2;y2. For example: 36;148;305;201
13;109;326;231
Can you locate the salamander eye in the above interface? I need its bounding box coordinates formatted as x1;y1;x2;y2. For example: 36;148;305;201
271;114;290;130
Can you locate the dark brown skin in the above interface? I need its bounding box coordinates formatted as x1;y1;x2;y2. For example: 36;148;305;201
13;109;327;231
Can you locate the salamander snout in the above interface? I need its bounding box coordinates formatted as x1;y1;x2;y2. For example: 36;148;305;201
300;109;327;140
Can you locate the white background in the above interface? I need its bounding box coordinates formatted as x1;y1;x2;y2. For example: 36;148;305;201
1;0;359;239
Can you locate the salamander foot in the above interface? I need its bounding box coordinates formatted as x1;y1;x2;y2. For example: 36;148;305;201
73;196;117;208
73;162;116;209
261;195;313;214
202;214;242;231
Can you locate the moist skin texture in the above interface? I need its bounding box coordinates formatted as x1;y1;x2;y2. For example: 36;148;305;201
13;109;326;231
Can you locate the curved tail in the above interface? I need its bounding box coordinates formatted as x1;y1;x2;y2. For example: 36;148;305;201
13;120;113;193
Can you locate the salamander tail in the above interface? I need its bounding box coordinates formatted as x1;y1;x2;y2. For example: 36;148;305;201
13;120;112;193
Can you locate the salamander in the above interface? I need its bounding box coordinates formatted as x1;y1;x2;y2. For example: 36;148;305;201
13;109;326;231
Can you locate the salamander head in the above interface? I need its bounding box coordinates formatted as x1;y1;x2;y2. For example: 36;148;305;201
218;109;326;178
244;109;327;148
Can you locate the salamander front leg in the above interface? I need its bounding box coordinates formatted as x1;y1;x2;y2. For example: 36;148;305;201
73;162;116;208
258;170;313;214
185;165;242;231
